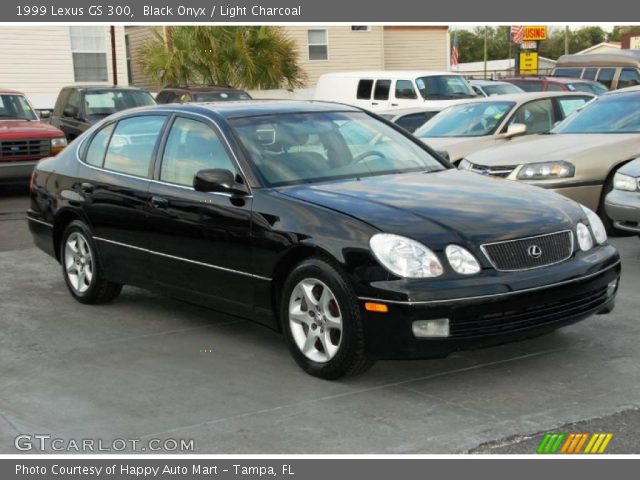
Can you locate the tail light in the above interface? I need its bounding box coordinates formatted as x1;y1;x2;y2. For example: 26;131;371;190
29;168;37;194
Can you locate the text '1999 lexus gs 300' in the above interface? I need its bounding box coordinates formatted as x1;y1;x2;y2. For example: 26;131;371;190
28;101;620;379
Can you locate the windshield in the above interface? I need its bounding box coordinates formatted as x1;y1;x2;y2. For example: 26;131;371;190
552;94;640;134
416;75;476;100
567;82;608;96
84;90;155;117
0;94;38;121
414;101;514;138
483;84;524;96
194;91;251;102
230;111;445;187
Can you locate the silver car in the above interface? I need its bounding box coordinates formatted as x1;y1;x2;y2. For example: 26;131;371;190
605;158;640;235
469;79;525;97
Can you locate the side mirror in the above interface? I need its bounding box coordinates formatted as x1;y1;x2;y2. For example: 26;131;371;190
39;110;51;119
63;106;78;118
501;123;527;139
193;169;249;196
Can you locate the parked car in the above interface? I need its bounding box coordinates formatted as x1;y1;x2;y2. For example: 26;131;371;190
461;86;640;233
50;86;156;141
156;85;252;104
503;76;608;95
0;89;67;183
414;91;594;164
605;157;640;235
314;71;477;112
469;79;525;97
27;101;620;379
377;106;446;133
552;51;640;90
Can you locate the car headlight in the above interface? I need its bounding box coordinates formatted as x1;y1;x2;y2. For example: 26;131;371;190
576;222;594;251
369;233;443;278
458;159;472;170
445;245;481;275
581;205;607;245
517;161;575;180
613;172;638;191
50;137;68;154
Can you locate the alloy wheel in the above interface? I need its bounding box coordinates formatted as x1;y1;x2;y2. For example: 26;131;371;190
64;232;94;294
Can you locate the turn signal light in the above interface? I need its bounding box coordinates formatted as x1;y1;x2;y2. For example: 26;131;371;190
364;302;389;313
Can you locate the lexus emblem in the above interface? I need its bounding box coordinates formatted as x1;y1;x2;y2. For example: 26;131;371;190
527;245;542;259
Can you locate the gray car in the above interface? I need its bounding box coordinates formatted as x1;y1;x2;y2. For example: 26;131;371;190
605;158;640;235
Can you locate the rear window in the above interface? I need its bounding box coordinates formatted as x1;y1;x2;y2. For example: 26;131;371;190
356;79;374;100
194;91;252;102
508;81;543;92
84;90;156;118
553;68;584;78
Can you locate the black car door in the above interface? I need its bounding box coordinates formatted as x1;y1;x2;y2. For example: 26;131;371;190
145;113;255;316
77;113;169;286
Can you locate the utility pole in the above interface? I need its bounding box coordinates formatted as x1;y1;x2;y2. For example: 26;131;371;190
483;27;488;79
565;25;570;55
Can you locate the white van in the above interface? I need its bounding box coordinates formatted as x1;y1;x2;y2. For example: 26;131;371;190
313;71;477;112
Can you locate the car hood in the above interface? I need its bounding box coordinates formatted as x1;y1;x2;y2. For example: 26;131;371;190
0;120;64;139
421;136;494;163
466;133;640;167
279;169;581;248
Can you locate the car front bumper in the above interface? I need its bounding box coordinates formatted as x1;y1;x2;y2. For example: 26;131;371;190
605;189;640;233
358;246;620;359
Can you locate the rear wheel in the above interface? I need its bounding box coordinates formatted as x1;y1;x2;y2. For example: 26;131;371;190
61;220;122;304
281;258;372;379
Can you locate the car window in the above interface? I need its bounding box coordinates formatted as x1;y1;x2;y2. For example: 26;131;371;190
357;80;374;100
596;68;616;89
557;97;591;118
483;84;524;96
103;116;166;177
415;101;514;138
194;91;252;102
395;80;417;99
546;82;565;92
553;94;640;134
395;112;437;133
66;90;81;115
582;68;598;80
85;123;115;167
618;68;640;89
510;99;554;134
510;81;542;92
84;90;155;117
472;86;485;96
160;117;236;186
554;68;583;78
373;80;391;101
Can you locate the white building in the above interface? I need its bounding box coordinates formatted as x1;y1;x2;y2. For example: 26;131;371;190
455;57;557;78
0;26;128;109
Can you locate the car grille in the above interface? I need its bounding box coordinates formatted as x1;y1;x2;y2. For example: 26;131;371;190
0;139;51;160
481;230;574;271
469;163;517;178
450;284;609;339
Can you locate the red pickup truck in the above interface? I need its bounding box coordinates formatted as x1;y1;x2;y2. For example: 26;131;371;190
1;89;67;184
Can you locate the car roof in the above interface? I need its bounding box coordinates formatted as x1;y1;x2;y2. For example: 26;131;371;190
469;79;514;86
320;70;460;79
441;90;594;106
112;100;362;120
64;85;149;91
505;76;599;84
160;85;247;93
0;89;24;95
603;85;640;96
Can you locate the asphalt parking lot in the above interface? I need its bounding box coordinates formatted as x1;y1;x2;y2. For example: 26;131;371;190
1;185;639;454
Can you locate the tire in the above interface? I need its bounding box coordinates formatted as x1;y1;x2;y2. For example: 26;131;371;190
280;258;373;380
60;220;122;304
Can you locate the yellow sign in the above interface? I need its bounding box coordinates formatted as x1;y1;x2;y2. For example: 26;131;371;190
523;26;547;41
520;51;539;75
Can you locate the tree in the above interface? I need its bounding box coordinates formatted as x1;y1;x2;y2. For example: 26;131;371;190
140;26;306;90
608;25;640;42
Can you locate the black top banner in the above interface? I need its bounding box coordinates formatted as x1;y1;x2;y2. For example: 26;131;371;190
2;0;638;22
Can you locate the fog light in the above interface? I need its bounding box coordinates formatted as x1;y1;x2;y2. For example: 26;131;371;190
607;279;619;297
412;319;450;338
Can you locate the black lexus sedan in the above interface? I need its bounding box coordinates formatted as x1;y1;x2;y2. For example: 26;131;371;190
27;101;621;379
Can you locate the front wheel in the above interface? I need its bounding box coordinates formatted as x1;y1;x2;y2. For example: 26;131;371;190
61;220;122;304
281;258;373;379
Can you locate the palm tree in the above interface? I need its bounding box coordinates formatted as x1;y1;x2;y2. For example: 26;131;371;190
140;26;305;90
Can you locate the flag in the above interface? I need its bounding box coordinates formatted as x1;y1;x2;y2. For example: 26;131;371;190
511;25;525;44
450;31;459;68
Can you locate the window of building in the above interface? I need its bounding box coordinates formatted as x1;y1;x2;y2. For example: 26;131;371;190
125;35;133;85
351;26;369;31
70;26;108;82
308;30;328;61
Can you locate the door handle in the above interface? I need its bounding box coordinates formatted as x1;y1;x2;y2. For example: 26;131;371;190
80;182;94;194
150;196;169;209
371;102;379;106
391;103;399;107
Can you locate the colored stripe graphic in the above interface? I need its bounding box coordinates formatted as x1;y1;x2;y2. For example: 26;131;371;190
538;433;613;454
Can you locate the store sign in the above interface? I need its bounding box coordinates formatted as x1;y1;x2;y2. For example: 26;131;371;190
520;51;539;75
521;41;537;49
523;26;547;41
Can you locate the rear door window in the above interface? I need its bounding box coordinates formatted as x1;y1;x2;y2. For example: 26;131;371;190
103;115;166;177
582;68;598;80
373;80;391;100
511;99;555;134
85;123;115;167
356;80;374;100
618;68;640;89
596;68;616;89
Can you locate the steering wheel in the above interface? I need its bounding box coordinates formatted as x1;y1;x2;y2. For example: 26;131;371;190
352;150;386;165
